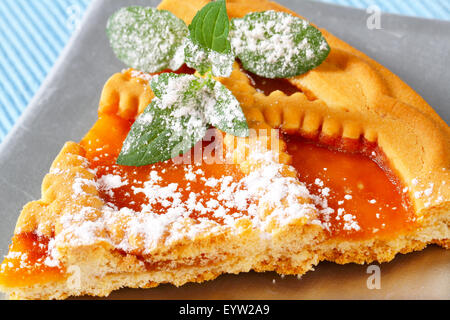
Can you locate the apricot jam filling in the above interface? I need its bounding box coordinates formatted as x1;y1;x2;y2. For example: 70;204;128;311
285;135;416;240
81;111;415;240
244;69;300;96
80;113;244;222
241;68;416;240
0;113;245;287
0;233;66;287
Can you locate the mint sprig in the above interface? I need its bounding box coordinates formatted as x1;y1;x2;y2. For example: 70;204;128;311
117;73;248;166
107;2;332;166
188;0;231;54
203;79;248;137
184;37;234;77
185;0;234;76
107;7;188;73
117;99;207;166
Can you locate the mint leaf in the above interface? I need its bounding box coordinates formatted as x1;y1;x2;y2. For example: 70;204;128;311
117;73;249;166
203;79;249;137
151;73;248;137
184;37;234;77
188;0;231;54
117;100;203;166
117;74;209;166
107;7;188;73
230;11;330;78
150;73;206;102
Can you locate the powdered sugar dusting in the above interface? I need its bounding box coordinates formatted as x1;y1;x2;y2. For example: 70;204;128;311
56;142;322;255
184;36;234;77
107;7;187;73
72;177;97;199
130;70;154;82
230;11;329;78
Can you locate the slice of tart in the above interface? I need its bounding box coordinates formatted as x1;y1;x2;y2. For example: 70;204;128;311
0;0;448;300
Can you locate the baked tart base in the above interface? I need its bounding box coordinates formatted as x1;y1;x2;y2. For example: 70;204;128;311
0;0;448;299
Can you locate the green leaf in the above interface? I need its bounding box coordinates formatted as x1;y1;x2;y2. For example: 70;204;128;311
150;72;207;103
203;79;249;137
188;0;231;54
151;73;249;137
106;7;188;73
230;11;330;78
117;73;249;166
117;74;209;166
184;37;234;77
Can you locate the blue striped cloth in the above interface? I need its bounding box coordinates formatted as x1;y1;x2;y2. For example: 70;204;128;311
317;0;450;20
0;0;449;143
0;0;90;140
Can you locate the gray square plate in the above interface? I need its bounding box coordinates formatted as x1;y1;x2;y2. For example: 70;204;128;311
1;0;449;299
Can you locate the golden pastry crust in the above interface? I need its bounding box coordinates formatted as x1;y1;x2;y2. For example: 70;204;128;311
220;0;449;218
0;0;448;299
99;71;155;118
163;0;450;214
2;67;324;299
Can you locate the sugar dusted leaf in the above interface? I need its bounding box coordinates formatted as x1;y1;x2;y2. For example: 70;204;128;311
150;72;206;103
117;74;209;166
184;37;234;77
230;11;330;78
107;7;188;73
117;73;249;166
152;73;248;138
203;79;249;137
